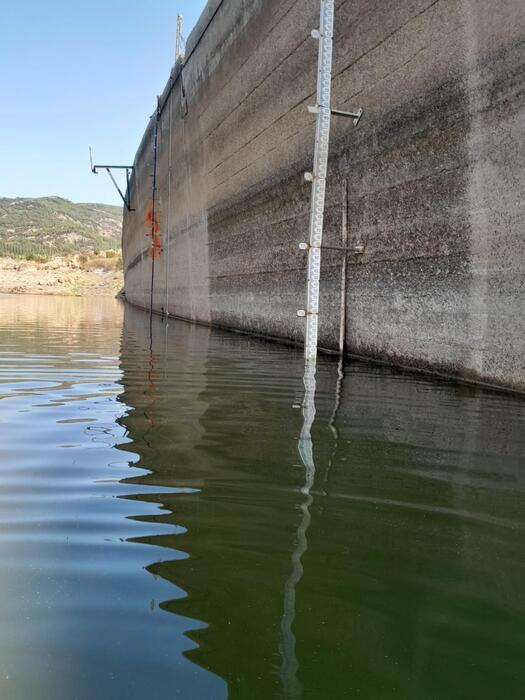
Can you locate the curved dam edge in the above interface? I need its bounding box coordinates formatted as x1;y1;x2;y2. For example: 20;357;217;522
122;0;525;393
119;295;525;399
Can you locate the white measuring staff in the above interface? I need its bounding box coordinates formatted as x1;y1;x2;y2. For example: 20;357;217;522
299;1;362;362
298;0;335;363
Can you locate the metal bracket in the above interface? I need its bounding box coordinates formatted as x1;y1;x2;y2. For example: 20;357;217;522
299;242;364;254
89;147;135;211
308;105;363;127
331;107;363;127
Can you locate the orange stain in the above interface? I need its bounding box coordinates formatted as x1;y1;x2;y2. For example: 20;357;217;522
145;203;162;258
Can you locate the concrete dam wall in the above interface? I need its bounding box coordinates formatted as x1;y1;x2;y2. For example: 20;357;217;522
122;0;525;392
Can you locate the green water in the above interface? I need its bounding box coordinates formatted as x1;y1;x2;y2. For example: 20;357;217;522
0;294;524;699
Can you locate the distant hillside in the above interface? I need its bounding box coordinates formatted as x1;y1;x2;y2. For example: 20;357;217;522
0;196;122;257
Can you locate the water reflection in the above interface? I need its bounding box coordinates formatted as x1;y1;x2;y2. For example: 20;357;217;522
0;295;225;699
117;305;303;698
2;294;524;699
280;361;317;699
116;304;525;699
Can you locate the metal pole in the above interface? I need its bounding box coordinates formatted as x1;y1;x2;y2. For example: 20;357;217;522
165;90;173;317
105;167;128;209
176;14;184;61
126;168;131;210
339;180;348;356
303;0;335;363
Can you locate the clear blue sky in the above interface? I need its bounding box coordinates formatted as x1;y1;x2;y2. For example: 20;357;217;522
0;0;207;206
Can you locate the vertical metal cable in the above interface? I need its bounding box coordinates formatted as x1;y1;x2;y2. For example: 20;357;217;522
339;179;348;356
149;98;160;320
165;91;173;317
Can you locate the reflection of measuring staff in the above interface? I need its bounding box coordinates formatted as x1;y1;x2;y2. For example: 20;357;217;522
280;361;317;698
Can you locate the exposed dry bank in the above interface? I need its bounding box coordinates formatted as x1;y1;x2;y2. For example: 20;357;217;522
0;251;123;297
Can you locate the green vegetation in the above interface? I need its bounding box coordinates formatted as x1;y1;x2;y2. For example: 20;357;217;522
76;250;123;272
0;196;122;258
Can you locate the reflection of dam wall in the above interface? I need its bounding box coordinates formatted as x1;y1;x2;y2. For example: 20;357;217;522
116;308;304;698
297;368;525;699
117;310;525;698
117;303;211;482
122;0;525;392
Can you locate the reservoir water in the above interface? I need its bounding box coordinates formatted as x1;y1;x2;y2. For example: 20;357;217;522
0;294;524;699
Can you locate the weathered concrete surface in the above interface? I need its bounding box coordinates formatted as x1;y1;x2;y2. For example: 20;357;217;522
123;0;525;391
